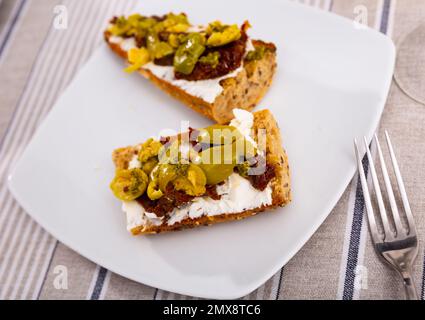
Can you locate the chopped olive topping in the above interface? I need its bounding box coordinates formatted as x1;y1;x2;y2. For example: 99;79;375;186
110;123;266;203
142;158;158;175
146;31;174;59
246;46;266;61
107;13;251;78
173;33;206;75
206;23;241;47
138;138;163;163
125;48;150;73
199;51;220;68
147;163;206;200
110;168;148;201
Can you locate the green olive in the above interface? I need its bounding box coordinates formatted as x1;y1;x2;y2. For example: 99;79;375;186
197;125;242;145
153;13;189;33
173;33;206;75
146;165;163;200
199;51;220;68
246;46;267;61
146;32;174;59
206;24;241;47
138;138;163;163
197;136;257;184
110;168;148;201
157;164;179;192
199;162;235;185
206;21;226;35
236;161;251;178
173;164;206;196
147;180;163;200
168;33;181;48
148;163;206;197
198;144;236;185
142;157;158;175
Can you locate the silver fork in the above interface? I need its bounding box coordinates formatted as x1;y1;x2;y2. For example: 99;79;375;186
354;131;419;300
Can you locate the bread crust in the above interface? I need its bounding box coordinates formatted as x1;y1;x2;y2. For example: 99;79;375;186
105;32;277;124
112;109;291;235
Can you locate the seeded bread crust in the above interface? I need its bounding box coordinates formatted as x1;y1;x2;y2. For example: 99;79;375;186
112;109;291;235
105;32;277;124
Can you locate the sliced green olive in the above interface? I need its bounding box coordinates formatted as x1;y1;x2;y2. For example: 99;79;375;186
206;21;226;35
197;136;257;185
157;164;179;192
197;125;242;145
141;157;158;175
168;33;181;48
173;33;206;75
146;32;174;60
125;47;150;73
199;162;235;185
199;51;220;68
153;13;189;33
206;24;241;47
138;138;163;163
198;144;236;185
148;163;206;197
173;164;206;196
236;161;251;178
110;168;148;201
146;165;163;200
246;46;266;61
147;180;163;200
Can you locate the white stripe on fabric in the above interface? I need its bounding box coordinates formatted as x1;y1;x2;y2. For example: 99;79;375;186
0;219;37;299
20;231;51;299
7;224;43;299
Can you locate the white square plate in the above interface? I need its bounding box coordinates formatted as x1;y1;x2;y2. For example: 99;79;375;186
8;0;395;299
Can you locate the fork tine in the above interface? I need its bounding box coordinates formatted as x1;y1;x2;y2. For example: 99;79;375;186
384;131;417;236
354;139;382;243
374;134;406;236
363;137;393;240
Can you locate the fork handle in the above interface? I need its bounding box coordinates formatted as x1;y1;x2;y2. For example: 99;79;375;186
402;273;419;300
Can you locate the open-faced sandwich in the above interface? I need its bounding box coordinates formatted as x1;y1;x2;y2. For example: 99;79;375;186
104;13;277;124
110;109;291;235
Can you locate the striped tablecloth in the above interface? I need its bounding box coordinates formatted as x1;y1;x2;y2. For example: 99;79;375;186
0;0;424;300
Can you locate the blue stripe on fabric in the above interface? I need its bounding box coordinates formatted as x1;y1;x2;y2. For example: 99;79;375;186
380;0;392;34
342;157;369;300
90;267;108;300
275;267;284;300
0;0;27;58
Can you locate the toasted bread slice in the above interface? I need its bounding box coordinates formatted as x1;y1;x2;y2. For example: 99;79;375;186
105;30;277;124
112;109;291;235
